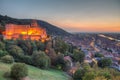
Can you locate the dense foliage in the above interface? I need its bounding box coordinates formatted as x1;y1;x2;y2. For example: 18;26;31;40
0;50;8;57
54;54;66;70
94;53;104;57
1;55;14;63
73;69;85;80
73;62;120;80
7;45;24;56
11;63;28;80
0;38;71;70
73;49;85;63
98;58;112;68
32;51;51;69
54;38;69;54
0;41;5;50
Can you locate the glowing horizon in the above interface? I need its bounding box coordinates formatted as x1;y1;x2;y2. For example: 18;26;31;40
0;0;120;32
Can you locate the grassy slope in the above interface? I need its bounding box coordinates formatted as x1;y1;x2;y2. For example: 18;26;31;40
0;62;70;80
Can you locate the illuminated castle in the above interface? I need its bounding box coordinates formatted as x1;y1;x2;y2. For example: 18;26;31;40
5;20;47;41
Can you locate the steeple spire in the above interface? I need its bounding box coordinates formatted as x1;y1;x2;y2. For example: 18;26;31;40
31;20;38;27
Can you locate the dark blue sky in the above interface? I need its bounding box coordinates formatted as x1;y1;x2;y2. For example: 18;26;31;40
0;0;120;32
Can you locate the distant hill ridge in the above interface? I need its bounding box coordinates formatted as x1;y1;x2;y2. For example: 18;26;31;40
0;15;71;36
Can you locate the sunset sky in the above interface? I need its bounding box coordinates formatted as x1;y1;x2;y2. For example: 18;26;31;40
0;0;120;32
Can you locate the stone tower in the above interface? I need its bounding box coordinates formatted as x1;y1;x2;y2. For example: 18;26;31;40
31;20;38;27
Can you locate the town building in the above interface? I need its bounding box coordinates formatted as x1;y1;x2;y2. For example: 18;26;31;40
4;20;47;41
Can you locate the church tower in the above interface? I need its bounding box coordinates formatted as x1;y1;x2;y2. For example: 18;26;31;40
31;20;38;27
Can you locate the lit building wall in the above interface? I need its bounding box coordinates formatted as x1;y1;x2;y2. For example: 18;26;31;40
5;20;47;41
